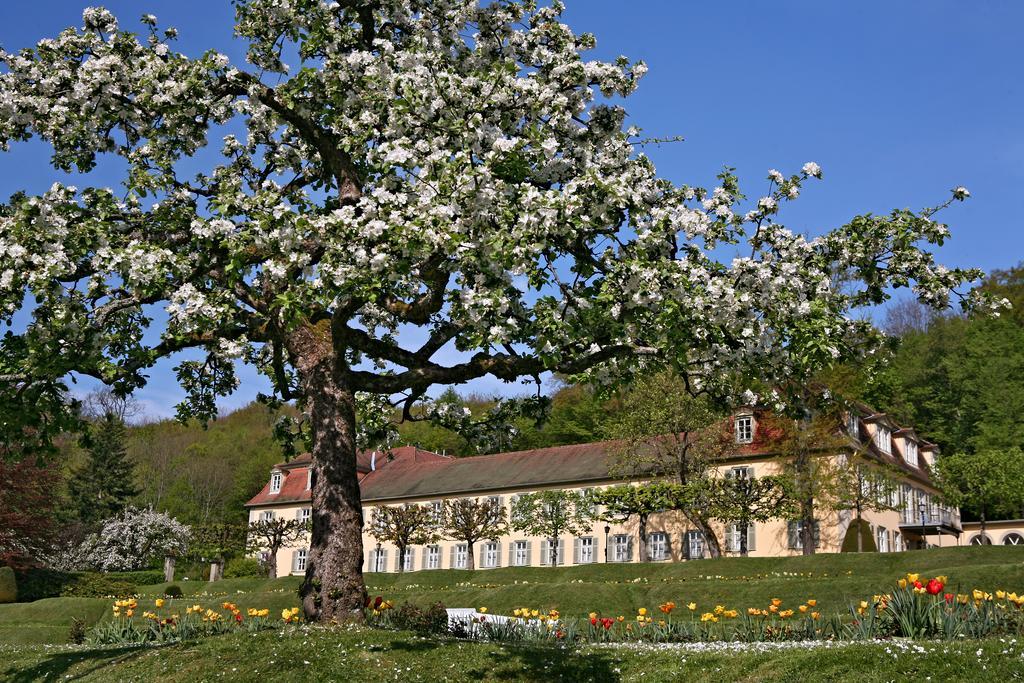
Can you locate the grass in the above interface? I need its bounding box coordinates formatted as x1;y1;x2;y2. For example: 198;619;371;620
4;546;1024;648
3;624;1024;682
2;546;1024;681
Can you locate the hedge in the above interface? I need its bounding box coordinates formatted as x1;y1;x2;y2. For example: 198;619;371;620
12;568;165;602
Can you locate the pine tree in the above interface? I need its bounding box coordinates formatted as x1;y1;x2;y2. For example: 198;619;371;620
70;414;138;525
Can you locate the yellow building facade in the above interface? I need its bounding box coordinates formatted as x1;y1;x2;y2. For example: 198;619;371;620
245;410;960;575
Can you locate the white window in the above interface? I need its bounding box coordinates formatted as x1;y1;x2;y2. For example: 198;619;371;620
893;531;902;552
875;426;891;454
787;520;820;550
513;540;529;566
686;530;705;560
259;510;275;522
734;415;754;444
904;441;919;467
270;471;283;493
847;413;860;439
401;548;414;572
293;548;307;573
612;534;632;562
426;545;441;570
430;501;443;522
727;466;753;480
725;523;755;553
540;538;565;565
648;532;668;561
877;526;889;553
577;537;595;564
454;543;468;569
297;507;311;523
371;547;388;572
483;541;499;568
581;488;598;515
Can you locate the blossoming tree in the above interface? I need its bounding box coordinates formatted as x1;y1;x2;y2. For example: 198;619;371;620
0;2;1000;620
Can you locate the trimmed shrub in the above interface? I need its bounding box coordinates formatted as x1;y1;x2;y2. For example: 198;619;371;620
224;557;265;579
0;566;17;603
164;585;184;598
13;568;78;602
60;574;136;598
392;601;449;636
841;518;878;553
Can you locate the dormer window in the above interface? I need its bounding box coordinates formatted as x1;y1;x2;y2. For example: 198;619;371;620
875;426;891;454
905;441;919;468
306;468;312;491
270;471;283;494
735;415;754;444
847;413;859;439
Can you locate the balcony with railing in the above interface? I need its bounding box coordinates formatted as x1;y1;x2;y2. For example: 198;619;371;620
899;506;961;536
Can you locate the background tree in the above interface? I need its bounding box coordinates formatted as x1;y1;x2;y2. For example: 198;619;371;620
245;518;310;580
765;406;851;555
607;371;731;557
710;471;796;557
0;458;62;567
0;3;996;622
441;498;507;571
828;453;901;552
936;448;1024;541
367;504;441;573
80;388;143;424
511;490;594;565
81;507;190;572
592;482;682;563
192;522;247;582
69;413;138;526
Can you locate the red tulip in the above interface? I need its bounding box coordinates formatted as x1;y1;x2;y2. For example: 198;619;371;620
373;596;383;609
601;618;614;630
944;593;955;604
590;617;598;626
926;579;943;595
913;580;923;589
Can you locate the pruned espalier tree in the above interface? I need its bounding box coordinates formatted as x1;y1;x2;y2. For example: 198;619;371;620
0;2;1004;622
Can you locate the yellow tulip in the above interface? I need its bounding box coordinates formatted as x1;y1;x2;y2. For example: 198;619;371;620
155;599;165;608
588;612;597;620
687;602;697;611
638;607;647;616
806;599;817;607
479;607;488;613
907;573;919;583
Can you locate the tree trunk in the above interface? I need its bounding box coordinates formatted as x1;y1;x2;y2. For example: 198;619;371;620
209;559;223;583
739;520;749;557
549;536;558;566
467;541;475;570
163;556;175;583
267;550;278;579
638;515;648;563
856;509;864;553
292;325;368;623
800;499;815;556
397;545;406;573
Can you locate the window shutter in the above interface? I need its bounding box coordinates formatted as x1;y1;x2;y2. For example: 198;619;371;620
540;540;549;566
787;521;799;549
745;466;755;479
526;540;532;566
682;532;691;560
557;538;565;565
291;550;299;573
296;508;304;521
381;549;388;572
813;521;821;548
664;533;673;560
626;536;634;562
449;545;456;569
479;544;486;569
508;543;515;567
747;524;756;552
495;542;502;568
573;537;581;564
422;547;429;570
406;547;415;571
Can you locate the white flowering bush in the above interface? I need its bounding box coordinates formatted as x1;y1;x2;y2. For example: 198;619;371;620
81;507;191;572
0;1;1005;620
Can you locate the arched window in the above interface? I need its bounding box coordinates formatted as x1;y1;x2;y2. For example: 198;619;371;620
969;533;992;546
1002;533;1024;546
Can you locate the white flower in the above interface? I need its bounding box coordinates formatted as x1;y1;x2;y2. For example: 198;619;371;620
768;169;784;184
952;186;970;201
802;162;822;178
757;196;777;211
787;186;799;199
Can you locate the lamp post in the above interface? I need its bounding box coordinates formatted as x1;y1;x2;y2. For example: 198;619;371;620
918;502;927;550
604;525;611;562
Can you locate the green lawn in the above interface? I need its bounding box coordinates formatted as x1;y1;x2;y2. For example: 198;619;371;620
4;546;1024;648
3;625;1024;682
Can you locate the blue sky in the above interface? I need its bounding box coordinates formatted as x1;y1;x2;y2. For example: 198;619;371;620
1;1;1021;419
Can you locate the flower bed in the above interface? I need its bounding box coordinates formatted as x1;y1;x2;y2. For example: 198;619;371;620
366;572;1024;644
86;599;295;645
